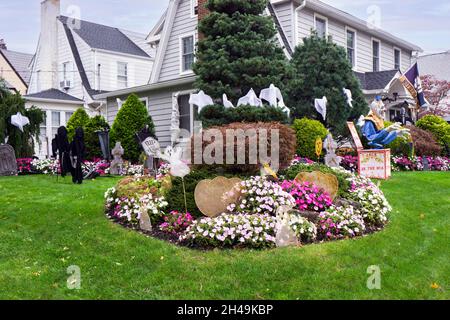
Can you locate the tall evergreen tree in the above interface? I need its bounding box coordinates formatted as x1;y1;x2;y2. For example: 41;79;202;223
193;0;291;101
285;35;368;138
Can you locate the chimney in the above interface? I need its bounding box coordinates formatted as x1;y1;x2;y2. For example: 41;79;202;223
39;0;60;91
0;39;7;50
197;0;209;40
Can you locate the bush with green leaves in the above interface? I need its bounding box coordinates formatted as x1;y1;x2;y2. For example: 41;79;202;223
67;108;89;140
198;104;290;128
292;118;328;160
0;85;44;158
110;94;155;163
416;115;450;153
84;116;110;159
286;35;368;138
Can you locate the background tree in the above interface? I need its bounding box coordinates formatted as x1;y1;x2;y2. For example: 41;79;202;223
84;115;110;160
419;75;450;118
193;0;292;102
67;108;89;140
0;83;44;158
110;94;155;162
285;35;368;138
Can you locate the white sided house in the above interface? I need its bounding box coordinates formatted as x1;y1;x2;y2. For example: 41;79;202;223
96;0;423;148
26;0;155;158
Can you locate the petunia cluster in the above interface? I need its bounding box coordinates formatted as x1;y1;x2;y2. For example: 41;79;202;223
31;158;59;175
392;156;449;172
318;206;366;240
159;211;194;235
180;213;277;249
227;176;295;215
280;180;333;212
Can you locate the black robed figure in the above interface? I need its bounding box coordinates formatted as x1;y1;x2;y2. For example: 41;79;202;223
56;126;71;177
70;127;86;184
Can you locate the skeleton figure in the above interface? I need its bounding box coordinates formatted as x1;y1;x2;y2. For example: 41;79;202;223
323;134;342;168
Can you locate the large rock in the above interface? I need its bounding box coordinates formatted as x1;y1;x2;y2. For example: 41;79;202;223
194;177;242;218
0;144;18;176
295;171;339;200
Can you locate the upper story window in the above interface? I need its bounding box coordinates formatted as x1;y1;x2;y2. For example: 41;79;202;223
117;62;128;89
314;14;328;38
372;40;380;72
346;29;356;68
394;48;401;70
181;35;195;73
191;0;198;17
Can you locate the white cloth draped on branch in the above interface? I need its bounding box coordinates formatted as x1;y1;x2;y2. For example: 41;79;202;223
10;112;30;132
314;96;328;121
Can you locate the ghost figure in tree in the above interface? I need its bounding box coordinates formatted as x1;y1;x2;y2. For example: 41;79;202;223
189;90;214;113
10;112;30;132
314;96;327;121
260;84;291;117
358;96;410;149
237;88;263;107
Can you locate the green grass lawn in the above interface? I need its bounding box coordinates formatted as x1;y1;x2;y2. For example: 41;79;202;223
0;172;448;300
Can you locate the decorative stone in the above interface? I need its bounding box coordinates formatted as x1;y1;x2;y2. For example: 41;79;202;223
110;142;124;175
295;171;339;200
0;144;18;176
275;205;300;247
194;177;242;218
139;207;152;232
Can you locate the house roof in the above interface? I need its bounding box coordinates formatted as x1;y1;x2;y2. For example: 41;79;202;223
417;51;450;81
25;88;84;102
58;16;150;58
354;70;400;91
0;49;34;85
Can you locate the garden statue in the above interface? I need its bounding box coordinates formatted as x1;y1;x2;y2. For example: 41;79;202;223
110;142;124;175
358;96;410;149
323;134;342;168
0;144;18;176
275;205;300;247
70;127;85;184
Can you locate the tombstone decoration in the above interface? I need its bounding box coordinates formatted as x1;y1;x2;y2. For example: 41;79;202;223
275;205;300;248
323;134;342;168
97;129;111;161
110;142;124;175
136;125;160;171
139;205;153;232
422;157;430;171
0;144;18;176
70;127;86;184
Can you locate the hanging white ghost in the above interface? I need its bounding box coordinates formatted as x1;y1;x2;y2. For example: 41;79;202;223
189;90;214;113
237;88;263;107
160;146;191;178
223;94;235;109
10;112;30;132
260;84;286;107
314;96;327;121
343;88;353;108
116;98;124;109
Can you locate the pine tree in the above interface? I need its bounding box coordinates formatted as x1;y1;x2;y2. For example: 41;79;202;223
285;35;368;138
193;0;291;101
110;94;155;162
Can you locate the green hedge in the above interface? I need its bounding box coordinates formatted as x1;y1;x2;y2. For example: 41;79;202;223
292;118;328;160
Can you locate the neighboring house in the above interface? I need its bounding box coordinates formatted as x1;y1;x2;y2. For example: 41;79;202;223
96;0;423;148
417;51;450;122
0;39;33;95
26;0;155;158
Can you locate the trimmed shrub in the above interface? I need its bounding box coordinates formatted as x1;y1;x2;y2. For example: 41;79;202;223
110;94;155;163
84;115;110;159
67;108;89;140
191;122;296;175
198;104;290;129
416;115;450;153
408;125;441;156
292;118;328;160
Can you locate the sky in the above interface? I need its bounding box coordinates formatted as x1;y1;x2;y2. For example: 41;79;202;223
0;0;449;55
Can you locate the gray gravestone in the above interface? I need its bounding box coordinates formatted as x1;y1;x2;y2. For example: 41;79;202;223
0;144;18;176
110;142;124;175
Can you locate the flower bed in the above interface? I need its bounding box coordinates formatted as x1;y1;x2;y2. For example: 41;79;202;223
104;162;393;250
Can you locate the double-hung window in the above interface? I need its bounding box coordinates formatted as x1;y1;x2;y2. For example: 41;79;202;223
394;48;401;70
373;40;380;72
346;29;356;68
181;35;195;73
314;15;327;38
117;62;128;89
